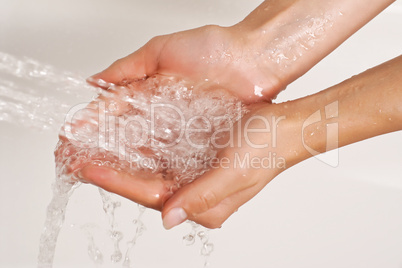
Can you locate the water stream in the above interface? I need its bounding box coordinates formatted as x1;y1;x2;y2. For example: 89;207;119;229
1;51;245;267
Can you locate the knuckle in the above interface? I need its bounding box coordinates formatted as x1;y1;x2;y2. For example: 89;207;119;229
195;190;218;213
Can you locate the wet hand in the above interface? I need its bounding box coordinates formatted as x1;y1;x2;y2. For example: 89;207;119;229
87;25;284;103
77;102;307;229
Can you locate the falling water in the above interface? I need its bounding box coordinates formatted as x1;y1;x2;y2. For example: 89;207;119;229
0;52;149;267
0;51;97;131
0;51;247;267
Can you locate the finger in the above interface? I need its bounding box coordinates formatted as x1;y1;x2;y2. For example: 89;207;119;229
87;36;167;87
188;179;268;229
79;165;172;210
161;166;259;229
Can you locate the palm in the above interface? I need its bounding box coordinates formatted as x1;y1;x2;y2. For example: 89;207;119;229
77;103;285;228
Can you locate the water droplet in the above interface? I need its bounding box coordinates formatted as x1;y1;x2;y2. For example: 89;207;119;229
254;85;263;97
111;231;123;241
201;243;214;256
183;234;196;246
111;251;122;263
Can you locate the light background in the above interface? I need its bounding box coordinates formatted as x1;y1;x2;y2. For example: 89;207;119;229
0;0;401;267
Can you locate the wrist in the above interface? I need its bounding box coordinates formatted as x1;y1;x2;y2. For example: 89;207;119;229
279;55;402;164
270;90;338;167
229;0;333;92
231;0;395;93
253;99;327;170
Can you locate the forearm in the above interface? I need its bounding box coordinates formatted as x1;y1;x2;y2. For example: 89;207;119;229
233;0;395;90
329;56;402;145
292;55;402;163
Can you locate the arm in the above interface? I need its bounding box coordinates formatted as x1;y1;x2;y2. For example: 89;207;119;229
235;0;396;88
88;0;395;102
161;55;402;229
298;55;402;153
81;55;402;229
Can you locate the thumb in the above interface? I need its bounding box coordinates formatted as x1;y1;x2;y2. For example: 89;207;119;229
161;165;256;229
87;36;166;87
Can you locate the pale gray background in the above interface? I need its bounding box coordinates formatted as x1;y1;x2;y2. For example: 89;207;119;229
0;0;401;267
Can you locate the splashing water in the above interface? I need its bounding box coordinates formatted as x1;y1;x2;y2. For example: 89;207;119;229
0;51;98;131
122;205;146;267
183;221;215;268
81;223;104;265
49;73;250;266
56;75;247;184
0;51;249;267
50;74;248;266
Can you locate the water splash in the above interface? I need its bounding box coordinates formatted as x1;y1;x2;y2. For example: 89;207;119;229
52;75;248;267
57;75;248;187
98;188;124;263
0;51;248;267
37;180;80;267
183;221;214;267
265;12;338;69
81;223;104;266
0;51;98;131
122;205;146;268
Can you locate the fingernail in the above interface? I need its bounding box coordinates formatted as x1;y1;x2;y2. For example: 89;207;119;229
163;208;187;230
86;76;97;83
87;77;114;89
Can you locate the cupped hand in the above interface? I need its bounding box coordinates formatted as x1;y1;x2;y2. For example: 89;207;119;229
78;102;308;229
88;25;283;103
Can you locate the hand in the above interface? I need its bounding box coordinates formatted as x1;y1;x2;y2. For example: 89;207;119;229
87;0;394;104
87;25;284;103
78;55;402;229
77;102;308;229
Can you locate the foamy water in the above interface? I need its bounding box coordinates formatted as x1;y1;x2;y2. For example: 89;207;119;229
0;52;247;267
52;75;248;267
